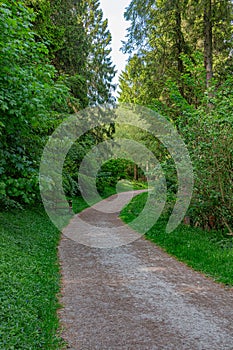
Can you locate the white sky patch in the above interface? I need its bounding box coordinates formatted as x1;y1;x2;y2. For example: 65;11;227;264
99;0;131;98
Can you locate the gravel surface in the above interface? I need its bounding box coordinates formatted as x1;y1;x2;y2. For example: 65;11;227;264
59;191;233;350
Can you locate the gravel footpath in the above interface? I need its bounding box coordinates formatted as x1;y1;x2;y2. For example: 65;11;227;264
59;191;233;350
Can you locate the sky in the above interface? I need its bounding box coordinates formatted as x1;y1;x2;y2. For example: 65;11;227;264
99;0;131;96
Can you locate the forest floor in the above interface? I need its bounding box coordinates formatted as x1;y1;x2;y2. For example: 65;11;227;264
59;191;233;350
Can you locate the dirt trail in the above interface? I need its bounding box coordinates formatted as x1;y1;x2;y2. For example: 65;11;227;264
59;191;233;350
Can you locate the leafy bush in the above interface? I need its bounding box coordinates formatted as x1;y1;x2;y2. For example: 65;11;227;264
186;101;233;232
0;1;69;206
156;73;233;233
96;158;135;194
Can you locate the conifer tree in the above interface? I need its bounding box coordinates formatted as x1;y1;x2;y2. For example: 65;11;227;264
82;0;116;105
24;0;116;106
120;0;233;104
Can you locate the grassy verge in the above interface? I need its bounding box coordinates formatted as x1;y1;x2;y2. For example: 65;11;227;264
0;206;63;349
120;192;233;286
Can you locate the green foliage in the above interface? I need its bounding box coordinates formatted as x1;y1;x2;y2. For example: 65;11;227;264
83;0;116;104
23;0;89;107
96;158;134;194
0;0;69;205
0;0;116;207
118;55;155;105
120;0;233;234
182;80;233;232
120;0;233;101
149;74;233;232
26;0;116;106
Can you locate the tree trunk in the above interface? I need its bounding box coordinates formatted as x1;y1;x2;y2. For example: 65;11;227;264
204;0;213;89
174;2;184;75
174;1;185;96
134;164;138;180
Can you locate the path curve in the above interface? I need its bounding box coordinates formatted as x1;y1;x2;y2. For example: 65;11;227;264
62;190;147;248
59;191;233;349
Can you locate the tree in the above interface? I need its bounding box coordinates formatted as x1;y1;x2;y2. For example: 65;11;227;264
121;0;192;102
0;0;117;206
25;0;116;106
0;1;69;205
118;55;152;104
119;0;233;233
24;0;89;108
82;0;116;105
120;0;233;105
204;0;213;88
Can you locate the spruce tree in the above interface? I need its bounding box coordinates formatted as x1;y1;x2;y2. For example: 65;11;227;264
82;0;116;105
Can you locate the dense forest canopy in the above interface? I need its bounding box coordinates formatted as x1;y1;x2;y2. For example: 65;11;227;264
0;0;116;206
119;0;233;232
0;0;232;234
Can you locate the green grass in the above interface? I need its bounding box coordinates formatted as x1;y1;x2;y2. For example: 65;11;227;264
121;192;233;286
0;206;63;349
